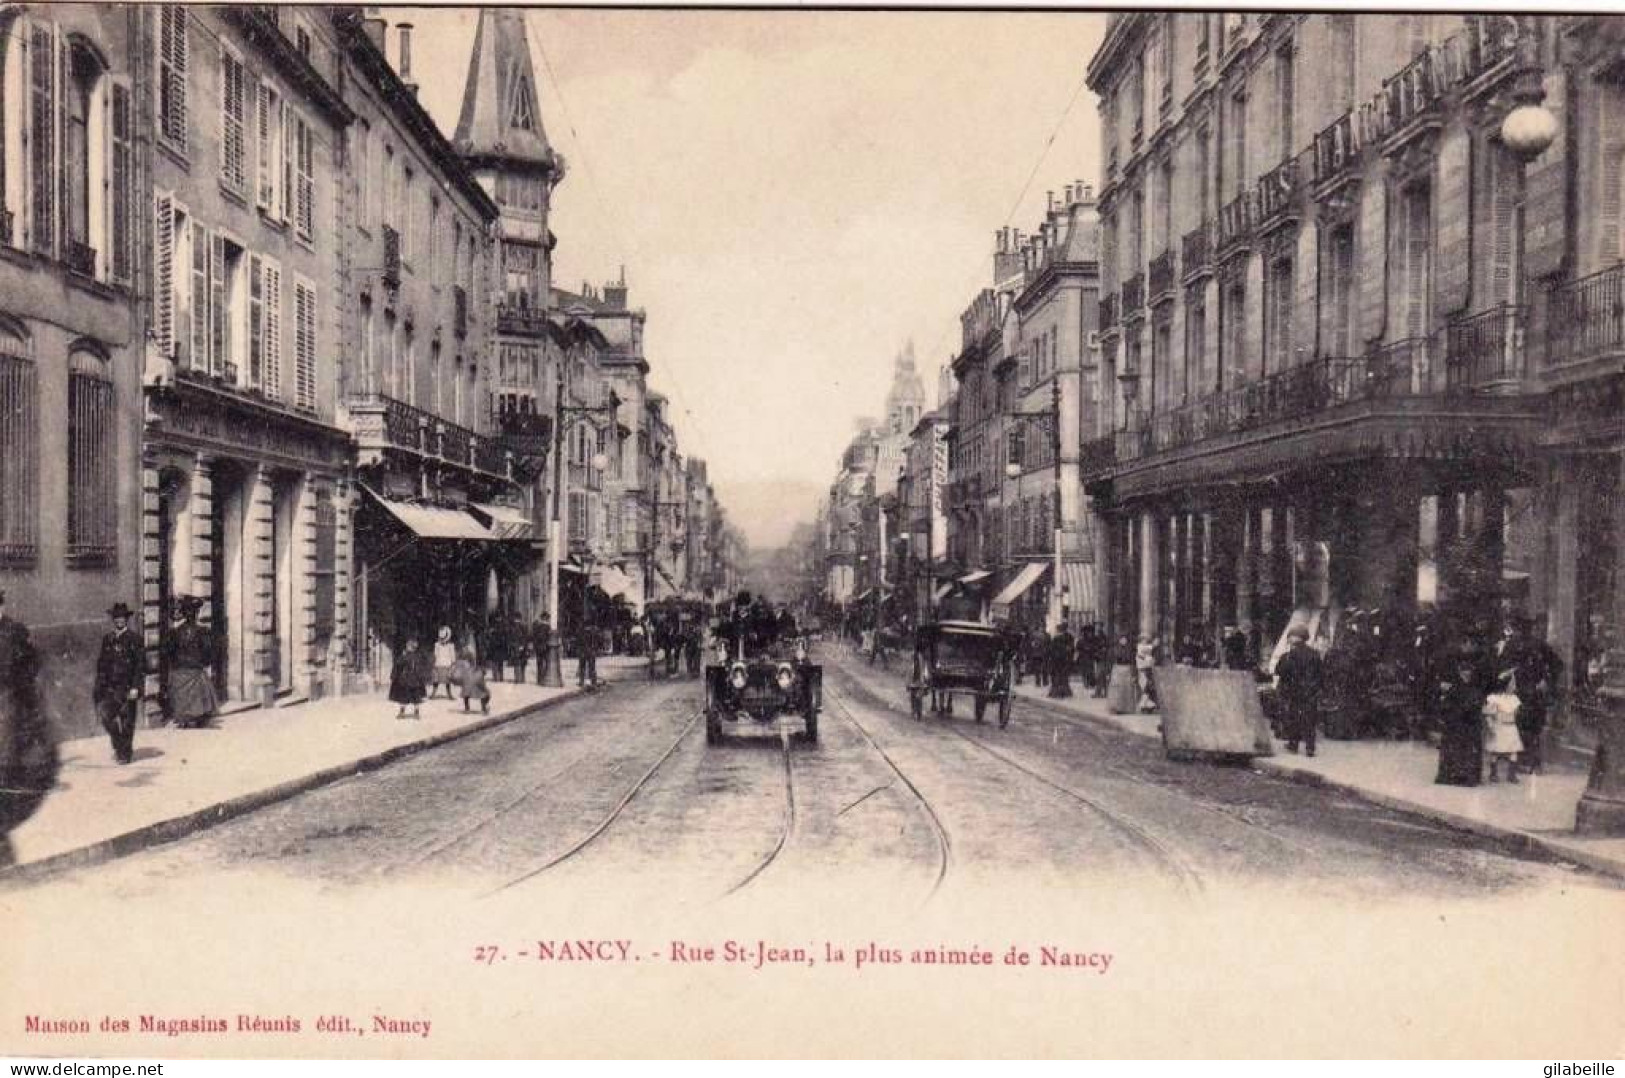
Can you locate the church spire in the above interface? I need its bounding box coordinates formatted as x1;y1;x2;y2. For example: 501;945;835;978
453;8;561;175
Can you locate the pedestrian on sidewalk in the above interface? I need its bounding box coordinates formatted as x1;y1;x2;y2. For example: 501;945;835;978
1092;623;1112;698
1048;624;1075;699
1434;642;1485;787
429;626;458;700
1483;676;1525;784
483;616;510;684
576;614;599;689
453;646;490;714
93;602;145;765
163;596;218;729
530;615;551;684
389;637;430;718
0;590;56;868
1135;634;1158;713
508;613;531;684
1275;626;1324;756
1496;613;1562;775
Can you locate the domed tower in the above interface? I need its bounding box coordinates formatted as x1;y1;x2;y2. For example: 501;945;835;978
885;340;927;435
453;8;566;309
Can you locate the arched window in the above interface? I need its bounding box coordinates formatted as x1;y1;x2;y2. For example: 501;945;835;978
67;342;115;566
0;318;37;565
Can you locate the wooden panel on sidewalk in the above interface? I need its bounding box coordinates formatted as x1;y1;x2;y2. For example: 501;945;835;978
1156;666;1274;759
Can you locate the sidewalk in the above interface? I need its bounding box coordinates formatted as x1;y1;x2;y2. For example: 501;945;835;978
5;680;585;880
1006;679;1625;880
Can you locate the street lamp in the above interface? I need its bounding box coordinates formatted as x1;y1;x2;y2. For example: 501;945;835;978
542;373;618;689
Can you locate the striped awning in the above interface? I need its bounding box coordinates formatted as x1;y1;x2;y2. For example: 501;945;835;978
958;569;993;586
468;502;541;542
1056;561;1098;620
363;486;494;541
991;562;1049;607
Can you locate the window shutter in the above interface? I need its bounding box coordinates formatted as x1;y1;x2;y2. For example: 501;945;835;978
263;258;282;399
152;191;175;355
247;253;263;388
1436;125;1471;316
294;277;316;409
220;50;245;193
281;106;293;223
159;6;188;151
28;22;56;257
1359;180;1387;343
1523;71;1567;280
1405;191;1431;339
255;82;273;209
1596;87;1623;272
189;221;209;370
1489;145;1517;304
209;230;226;377
109;80;132;283
296;117;314;238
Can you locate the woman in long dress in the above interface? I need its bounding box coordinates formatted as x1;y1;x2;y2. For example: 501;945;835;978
164;596;218;729
1434;647;1485;787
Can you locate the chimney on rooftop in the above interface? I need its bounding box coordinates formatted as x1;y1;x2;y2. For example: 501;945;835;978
397;23;417;95
362;6;386;51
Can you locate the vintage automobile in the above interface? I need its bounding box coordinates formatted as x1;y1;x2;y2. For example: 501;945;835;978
704;613;821;744
907;620;1017;728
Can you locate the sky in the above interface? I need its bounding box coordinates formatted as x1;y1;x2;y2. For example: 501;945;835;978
399;7;1105;549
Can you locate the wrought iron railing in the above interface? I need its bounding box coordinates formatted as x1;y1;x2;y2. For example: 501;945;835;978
1181;222;1212;278
1099;291;1118;333
1443;303;1524;388
65;238;97;278
1544;263;1625;370
439;421;472;465
474;436;508;476
1148;249;1176;302
1080;434;1116;477
497;303;551;335
346;392;507;477
1121;273;1144;316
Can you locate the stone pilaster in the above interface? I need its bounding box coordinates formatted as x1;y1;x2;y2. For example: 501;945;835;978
189;455;215;613
294;473;320;697
246;465;278;706
332;477;355;696
139;451;164;725
1138;511;1160;640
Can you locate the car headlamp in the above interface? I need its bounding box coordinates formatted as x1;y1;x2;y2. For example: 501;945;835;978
729;663;748;690
775;664;796;691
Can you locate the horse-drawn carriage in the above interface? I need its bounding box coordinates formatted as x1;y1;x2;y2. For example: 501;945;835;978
906;620;1017;728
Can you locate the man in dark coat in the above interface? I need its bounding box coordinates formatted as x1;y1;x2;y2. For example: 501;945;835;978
94;602;145;765
576;612;599;688
484;616;510;683
1435;641;1486;787
163;596;218;729
0;590;56;867
506;613;530;684
1092;623;1112;697
1275;625;1325;756
1222;626;1250;671
1048;624;1075;699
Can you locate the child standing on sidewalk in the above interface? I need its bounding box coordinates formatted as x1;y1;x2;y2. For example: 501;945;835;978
429;626;458;700
454;646;491;714
1483;677;1525;783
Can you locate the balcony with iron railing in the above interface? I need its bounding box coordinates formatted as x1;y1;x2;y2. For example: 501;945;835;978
1121;273;1145;319
1148;249;1176;304
344;392;512;480
1541;263;1625;375
496;302;551;336
1080;433;1116;479
64;237;97;278
1181;221;1213;281
1109;308;1533;469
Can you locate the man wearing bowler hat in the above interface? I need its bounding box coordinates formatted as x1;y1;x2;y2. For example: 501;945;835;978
164;596;218;728
94;602;145;764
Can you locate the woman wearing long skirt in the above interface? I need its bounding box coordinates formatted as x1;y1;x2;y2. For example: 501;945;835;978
164;596;219;729
390;638;430;719
1435;645;1485;787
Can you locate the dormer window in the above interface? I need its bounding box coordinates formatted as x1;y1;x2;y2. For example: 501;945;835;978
507;62;535;131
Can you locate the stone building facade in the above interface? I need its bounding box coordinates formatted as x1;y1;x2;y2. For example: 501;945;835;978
0;5;146;736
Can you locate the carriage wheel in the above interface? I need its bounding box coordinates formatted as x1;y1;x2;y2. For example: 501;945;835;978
997;692;1012;730
910;689;923;721
973;695;986;723
705;711;723;745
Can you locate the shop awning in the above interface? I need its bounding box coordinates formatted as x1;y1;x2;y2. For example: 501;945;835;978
596;564;638;600
854;588;875;601
991;562;1049;607
933;583;954;602
1056;562;1097;620
958;570;992;585
363;486;494;541
468;502;541;542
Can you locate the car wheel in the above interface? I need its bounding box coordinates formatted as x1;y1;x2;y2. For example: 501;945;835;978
998;693;1012;730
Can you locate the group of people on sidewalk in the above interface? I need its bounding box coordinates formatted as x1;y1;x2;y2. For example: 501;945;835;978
1010;623;1112;701
387;615;556;718
1267;612;1562;786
